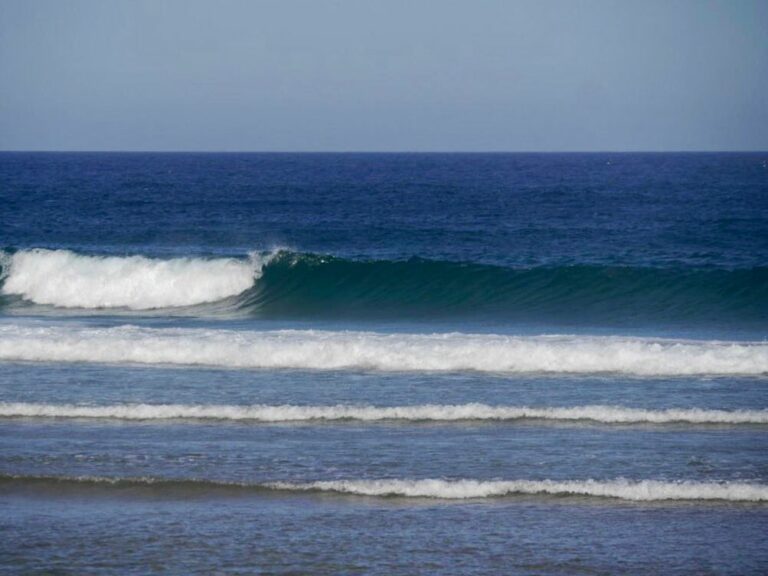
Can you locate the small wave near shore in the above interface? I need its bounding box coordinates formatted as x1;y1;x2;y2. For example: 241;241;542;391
0;324;765;375
2;402;766;425
2;474;767;502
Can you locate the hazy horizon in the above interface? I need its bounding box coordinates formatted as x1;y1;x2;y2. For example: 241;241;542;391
1;0;767;152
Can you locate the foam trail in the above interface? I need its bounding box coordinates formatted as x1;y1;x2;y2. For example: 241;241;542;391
2;475;766;502
2;402;766;424
0;324;766;375
269;478;768;501
0;249;267;309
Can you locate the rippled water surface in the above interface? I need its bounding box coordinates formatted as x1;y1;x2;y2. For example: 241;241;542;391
1;153;767;574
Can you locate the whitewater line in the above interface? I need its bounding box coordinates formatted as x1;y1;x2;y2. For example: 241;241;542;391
268;478;768;501
2;474;767;502
0;249;271;309
1;402;766;425
0;324;766;375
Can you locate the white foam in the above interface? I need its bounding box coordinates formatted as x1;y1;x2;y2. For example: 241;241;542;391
0;324;766;375
2;402;765;424
267;478;768;501
6;474;767;502
0;249;267;309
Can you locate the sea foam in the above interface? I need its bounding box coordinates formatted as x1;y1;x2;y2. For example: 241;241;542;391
0;249;266;309
2;402;765;424
0;324;766;375
3;474;766;502
268;478;768;501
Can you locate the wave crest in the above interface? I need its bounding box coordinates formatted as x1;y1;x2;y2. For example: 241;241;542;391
270;478;768;501
2;249;767;325
0;249;268;309
0;324;766;375
3;474;766;502
2;402;766;424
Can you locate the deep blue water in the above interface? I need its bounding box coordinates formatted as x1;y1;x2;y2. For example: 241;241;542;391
1;152;767;574
3;152;768;269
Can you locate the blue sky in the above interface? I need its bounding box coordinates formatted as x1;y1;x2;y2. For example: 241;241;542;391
0;0;766;151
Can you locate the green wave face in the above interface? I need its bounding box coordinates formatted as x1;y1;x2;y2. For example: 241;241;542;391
236;252;768;327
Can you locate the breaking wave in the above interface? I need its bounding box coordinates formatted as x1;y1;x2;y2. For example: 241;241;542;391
0;324;766;375
2;474;767;502
1;249;766;326
0;249;268;309
239;252;768;325
2;402;766;425
269;478;768;501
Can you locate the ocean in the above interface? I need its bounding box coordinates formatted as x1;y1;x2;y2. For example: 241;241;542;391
1;152;767;574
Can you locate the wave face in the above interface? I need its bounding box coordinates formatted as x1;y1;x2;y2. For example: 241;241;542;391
0;324;766;375
240;252;768;325
2;249;766;326
3;474;766;502
0;249;265;309
2;402;766;425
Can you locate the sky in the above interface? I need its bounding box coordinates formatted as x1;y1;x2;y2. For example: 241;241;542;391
0;0;766;152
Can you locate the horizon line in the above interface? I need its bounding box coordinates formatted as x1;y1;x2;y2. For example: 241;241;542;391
1;149;767;154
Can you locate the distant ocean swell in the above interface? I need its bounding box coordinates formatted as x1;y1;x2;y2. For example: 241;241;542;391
1;248;766;324
0;325;766;375
2;474;767;502
2;402;766;425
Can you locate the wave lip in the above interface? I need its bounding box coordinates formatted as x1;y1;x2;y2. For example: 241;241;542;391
2;402;766;425
0;324;766;375
2;474;766;502
0;249;267;309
